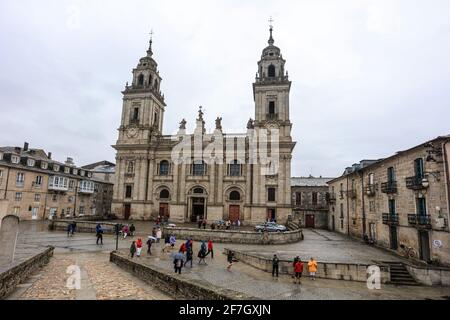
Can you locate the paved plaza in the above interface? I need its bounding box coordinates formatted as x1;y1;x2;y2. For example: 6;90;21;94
4;221;450;300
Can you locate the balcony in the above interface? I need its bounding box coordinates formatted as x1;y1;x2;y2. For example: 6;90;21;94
79;181;95;194
327;192;336;204
381;181;397;194
407;214;431;228
266;113;278;120
382;213;399;225
365;184;376;197
406;176;428;190
339;191;345;199
347;189;357;199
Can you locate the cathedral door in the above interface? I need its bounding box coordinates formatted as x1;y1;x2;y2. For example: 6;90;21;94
159;203;169;220
305;214;315;228
191;198;205;222
124;204;131;220
229;205;240;222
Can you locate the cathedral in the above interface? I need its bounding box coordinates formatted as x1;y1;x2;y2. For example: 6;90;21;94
112;26;296;224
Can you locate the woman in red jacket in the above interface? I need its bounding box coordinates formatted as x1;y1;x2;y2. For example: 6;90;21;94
136;238;143;257
294;259;304;284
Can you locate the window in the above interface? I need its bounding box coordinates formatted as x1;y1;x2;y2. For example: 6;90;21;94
79;206;85;215
35;175;43;186
159;160;169;175
125;185;133;198
159;189;170;199
34;194;41;202
64;167;70;174
53;164;60;172
80;170;85;176
154;112;158;125
417;198;427;216
268;101;275;114
137;74;144;86
132;107;139;121
52;194;58;202
229;191;240;201
369;201;375;212
127;161;135;174
389;199;396;215
16;172;25;186
192;161;206;176
69;180;75;190
340;203;344;218
72;169;78;175
368;173;374;185
268;64;275;77
11;155;20;164
340;220;344;229
387;167;395;183
414;158;424;179
312;192;318;205
13;207;20;215
41;162;48;169
15;192;22;201
228;160;241;176
295;192;301;205
267;187;276;202
27;159;35;167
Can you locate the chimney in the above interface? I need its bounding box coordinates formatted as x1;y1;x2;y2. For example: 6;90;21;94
23;142;29;151
48;152;52;160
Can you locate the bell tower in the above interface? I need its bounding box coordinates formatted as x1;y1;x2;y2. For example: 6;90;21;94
253;21;292;138
117;32;166;145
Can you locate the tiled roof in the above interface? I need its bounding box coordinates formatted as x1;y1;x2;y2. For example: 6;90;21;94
291;176;334;187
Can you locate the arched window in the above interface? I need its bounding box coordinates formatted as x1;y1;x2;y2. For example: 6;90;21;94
193;187;204;194
154;79;158;89
137;74;144;86
192;161;206;176
268;65;275;77
228;160;241;176
148;74;153;86
159;160;169;175
159;189;170;199
229;191;240;201
127;161;134;174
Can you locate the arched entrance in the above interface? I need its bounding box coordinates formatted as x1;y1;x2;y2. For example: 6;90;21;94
188;187;207;222
158;188;170;220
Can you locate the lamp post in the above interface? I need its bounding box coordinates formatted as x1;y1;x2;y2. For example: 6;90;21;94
115;223;120;251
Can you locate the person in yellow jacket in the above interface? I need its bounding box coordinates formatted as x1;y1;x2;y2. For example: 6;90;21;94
307;257;318;280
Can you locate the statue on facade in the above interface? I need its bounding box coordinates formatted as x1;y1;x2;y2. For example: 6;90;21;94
215;117;222;130
179;118;186;130
197;106;204;121
247;118;254;129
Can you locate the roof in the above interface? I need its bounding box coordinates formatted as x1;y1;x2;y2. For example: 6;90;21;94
82;160;115;172
291;176;334;187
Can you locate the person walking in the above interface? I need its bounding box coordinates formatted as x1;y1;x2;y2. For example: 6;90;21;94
179;242;187;254
308;257;318;280
174;252;184;274
272;254;279;278
237;219;241;229
184;246;193;268
294;259;304;284
129;223;136;237
206;239;214;259
198;246;207;265
169;234;176;250
122;224;129;239
162;233;171;253
227;250;234;272
198;216;203;229
136;238;143;257
146;236;153;255
95;223;103;245
202;218;207;229
71;221;76;236
156;228;162;243
292;256;300;278
130;241;136;258
67;223;73;237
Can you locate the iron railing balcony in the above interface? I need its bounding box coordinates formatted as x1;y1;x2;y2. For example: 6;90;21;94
406;176;428;190
327;192;336;203
382;213;399;225
347;189;357;199
365;184;376;197
339;191;345;199
407;214;431;228
381;181;397;194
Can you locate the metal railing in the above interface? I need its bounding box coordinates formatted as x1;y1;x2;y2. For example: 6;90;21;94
406;176;427;190
382;213;399;225
407;214;431;228
381;181;397;194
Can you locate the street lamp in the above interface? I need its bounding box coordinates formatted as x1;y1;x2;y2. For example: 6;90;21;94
115;223;120;251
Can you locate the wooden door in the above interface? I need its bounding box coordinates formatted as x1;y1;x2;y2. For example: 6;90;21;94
124;204;131;220
229;205;240;222
305;214;315;228
159;203;169;219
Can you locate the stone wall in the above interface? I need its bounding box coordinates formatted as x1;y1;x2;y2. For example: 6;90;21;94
0;246;54;299
225;249;391;283
162;226;304;244
406;264;450;286
0;200;8;229
110;251;256;300
49;219;118;234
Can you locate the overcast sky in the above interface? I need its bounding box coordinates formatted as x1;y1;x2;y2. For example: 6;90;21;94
0;0;449;177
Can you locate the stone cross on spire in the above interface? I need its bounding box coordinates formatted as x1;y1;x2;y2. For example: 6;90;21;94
147;29;154;56
268;16;274;46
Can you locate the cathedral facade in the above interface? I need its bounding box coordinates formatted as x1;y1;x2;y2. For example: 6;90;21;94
112;27;296;224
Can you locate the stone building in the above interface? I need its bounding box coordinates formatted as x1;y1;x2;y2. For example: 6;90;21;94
112;27;296;224
328;136;450;266
0;143;114;221
291;176;333;228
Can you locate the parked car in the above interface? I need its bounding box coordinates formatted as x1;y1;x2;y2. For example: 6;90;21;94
254;222;287;232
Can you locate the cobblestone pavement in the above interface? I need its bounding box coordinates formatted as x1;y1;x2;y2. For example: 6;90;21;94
8;252;171;300
124;241;450;300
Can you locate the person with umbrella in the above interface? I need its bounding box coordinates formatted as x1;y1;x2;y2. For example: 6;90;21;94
147;236;156;255
173;251;185;274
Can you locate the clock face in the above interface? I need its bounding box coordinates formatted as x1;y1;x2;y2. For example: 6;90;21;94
127;128;137;138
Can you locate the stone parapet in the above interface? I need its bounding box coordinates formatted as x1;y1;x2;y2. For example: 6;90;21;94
162;226;304;244
0;246;54;299
48;219;118;234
